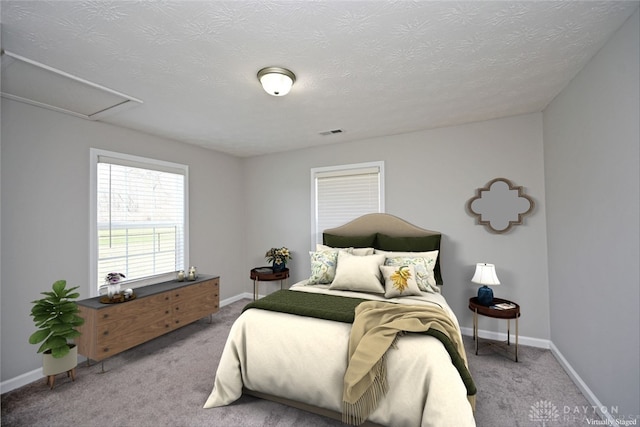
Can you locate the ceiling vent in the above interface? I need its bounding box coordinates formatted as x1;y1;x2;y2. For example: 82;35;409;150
1;50;142;120
319;129;343;136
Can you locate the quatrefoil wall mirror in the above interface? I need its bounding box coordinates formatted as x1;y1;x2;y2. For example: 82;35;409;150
467;178;535;234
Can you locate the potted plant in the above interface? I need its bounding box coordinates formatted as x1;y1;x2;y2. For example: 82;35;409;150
265;247;292;272
28;279;85;388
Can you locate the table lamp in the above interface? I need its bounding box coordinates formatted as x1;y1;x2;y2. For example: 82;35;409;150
471;263;500;306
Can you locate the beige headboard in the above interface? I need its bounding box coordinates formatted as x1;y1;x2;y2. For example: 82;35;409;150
323;213;444;285
323;213;439;237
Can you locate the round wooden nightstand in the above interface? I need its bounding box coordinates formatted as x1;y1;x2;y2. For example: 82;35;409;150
250;267;289;300
469;297;521;362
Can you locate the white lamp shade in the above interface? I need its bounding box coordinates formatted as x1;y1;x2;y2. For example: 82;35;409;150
471;263;500;286
257;67;295;96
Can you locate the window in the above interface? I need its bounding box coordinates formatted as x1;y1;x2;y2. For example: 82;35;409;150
90;149;188;296
311;161;384;248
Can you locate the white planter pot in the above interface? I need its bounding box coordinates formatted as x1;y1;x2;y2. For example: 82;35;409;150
42;344;78;377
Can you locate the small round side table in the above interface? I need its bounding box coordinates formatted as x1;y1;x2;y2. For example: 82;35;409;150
469;297;521;362
250;267;289;300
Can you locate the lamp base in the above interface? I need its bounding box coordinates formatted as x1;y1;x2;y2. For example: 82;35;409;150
477;285;494;306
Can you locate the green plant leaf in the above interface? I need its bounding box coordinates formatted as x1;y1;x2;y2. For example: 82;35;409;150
51;345;70;359
52;280;67;296
49;323;72;333
28;329;50;345
45;336;67;349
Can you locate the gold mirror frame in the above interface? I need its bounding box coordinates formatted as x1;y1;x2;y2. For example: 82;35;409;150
467;178;535;234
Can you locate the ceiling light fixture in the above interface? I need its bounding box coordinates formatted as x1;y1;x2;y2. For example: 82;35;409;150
257;67;296;96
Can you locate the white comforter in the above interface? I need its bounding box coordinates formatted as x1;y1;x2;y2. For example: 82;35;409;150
204;283;476;427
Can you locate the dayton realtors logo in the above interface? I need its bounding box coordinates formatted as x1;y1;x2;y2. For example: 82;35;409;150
529;400;638;426
529;400;560;426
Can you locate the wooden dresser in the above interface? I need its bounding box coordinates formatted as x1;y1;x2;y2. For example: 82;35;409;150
76;275;219;362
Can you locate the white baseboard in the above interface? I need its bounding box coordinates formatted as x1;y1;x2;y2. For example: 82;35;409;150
220;292;252;307
549;342;621;427
460;326;550;349
1;367;43;394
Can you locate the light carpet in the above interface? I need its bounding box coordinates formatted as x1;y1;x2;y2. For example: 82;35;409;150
2;298;594;427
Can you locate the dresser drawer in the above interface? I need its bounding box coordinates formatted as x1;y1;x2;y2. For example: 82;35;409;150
96;293;170;325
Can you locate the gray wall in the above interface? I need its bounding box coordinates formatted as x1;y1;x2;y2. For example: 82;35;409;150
544;9;639;417
242;112;550;341
0;100;246;382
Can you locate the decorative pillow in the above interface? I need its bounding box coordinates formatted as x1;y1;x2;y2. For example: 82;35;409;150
323;233;377;249
308;250;339;285
329;252;385;293
380;264;422;298
316;244;374;256
376;233;443;285
383;250;440;293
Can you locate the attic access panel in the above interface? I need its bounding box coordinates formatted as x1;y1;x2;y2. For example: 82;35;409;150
1;50;142;120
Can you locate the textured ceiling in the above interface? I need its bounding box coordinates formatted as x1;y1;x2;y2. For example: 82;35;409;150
1;1;638;157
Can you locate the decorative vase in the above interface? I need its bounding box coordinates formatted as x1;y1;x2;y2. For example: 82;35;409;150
477;285;494;306
272;261;286;272
107;282;121;298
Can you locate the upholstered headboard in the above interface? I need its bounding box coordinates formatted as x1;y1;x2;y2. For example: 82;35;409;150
323;213;444;285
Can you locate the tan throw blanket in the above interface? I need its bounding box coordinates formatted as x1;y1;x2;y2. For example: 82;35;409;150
343;301;468;426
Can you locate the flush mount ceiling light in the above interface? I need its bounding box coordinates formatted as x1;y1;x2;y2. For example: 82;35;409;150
257;67;296;96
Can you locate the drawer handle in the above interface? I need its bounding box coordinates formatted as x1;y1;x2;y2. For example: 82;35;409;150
175;293;180;297
103;331;109;336
165;296;169;301
103;348;109;353
165;310;169;314
175;307;179;311
175;320;180;324
103;314;109;319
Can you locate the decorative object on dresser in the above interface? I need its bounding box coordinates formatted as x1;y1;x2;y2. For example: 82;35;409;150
187;266;198;281
265;247;291;272
76;275;219;370
28;279;85;389
467;177;535;233
471;262;500;306
104;272;126;299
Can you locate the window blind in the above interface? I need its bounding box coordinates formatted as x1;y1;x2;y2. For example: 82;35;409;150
96;156;186;290
312;162;384;247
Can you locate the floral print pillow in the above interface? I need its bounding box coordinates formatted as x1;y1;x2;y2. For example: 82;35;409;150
308;250;339;284
384;254;439;293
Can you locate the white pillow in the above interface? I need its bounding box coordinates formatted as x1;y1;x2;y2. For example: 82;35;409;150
379;250;439;293
329;252;385;293
380;264;422;298
316;244;374;256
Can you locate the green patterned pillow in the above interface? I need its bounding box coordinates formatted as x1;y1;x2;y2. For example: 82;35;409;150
383;251;439;293
308;250;339;284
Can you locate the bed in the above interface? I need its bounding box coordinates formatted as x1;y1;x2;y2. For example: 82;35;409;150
204;213;476;427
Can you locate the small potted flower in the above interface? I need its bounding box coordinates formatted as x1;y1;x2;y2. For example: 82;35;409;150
265;247;292;272
105;272;125;299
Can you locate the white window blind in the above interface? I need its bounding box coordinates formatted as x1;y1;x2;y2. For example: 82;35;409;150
91;150;188;293
311;162;384;248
